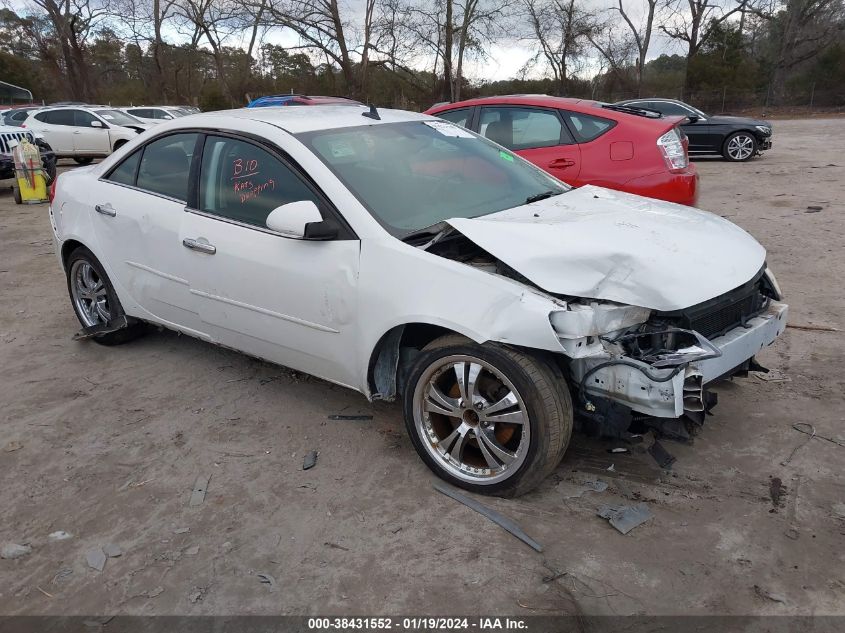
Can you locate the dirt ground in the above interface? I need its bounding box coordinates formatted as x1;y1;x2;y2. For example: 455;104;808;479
1;119;844;618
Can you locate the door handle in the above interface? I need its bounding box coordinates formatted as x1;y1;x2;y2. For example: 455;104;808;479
182;238;216;255
549;158;576;168
73;130;82;135
94;203;116;217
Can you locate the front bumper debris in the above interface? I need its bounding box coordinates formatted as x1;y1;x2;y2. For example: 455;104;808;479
572;301;787;419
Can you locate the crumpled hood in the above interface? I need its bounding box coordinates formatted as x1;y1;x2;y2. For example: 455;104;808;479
445;185;766;311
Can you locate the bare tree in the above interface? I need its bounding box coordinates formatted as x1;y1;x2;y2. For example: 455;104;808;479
752;0;845;102
29;0;111;101
660;0;746;97
586;15;638;95
522;0;594;95
615;0;658;95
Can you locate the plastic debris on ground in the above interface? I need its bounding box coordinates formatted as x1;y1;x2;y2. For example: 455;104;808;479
597;503;654;535
648;439;676;469
433;480;543;552
1;542;32;559
189;475;210;506
48;531;73;541
103;543;123;558
86;547;107;571
303;450;319;470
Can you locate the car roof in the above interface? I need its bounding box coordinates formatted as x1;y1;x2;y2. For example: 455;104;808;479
196;105;431;134
431;94;588;110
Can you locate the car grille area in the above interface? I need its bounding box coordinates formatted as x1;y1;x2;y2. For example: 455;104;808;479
653;273;770;340
0;131;35;154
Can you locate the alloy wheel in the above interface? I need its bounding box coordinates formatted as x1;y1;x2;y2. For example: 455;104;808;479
412;355;531;485
70;260;111;327
727;134;755;160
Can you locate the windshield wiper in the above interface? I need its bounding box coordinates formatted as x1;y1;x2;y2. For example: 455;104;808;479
401;221;448;244
525;190;562;204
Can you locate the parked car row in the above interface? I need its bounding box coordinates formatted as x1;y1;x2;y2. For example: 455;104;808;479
49;102;786;496
612;98;773;161
0;103;199;164
426;95;699;206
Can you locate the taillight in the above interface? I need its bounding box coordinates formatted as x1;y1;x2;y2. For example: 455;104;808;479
49;174;58;203
657;127;688;172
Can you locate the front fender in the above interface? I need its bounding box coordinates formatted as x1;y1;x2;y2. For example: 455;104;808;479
357;238;566;393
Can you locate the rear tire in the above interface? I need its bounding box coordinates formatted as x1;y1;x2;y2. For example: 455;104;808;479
723;132;757;162
402;334;573;497
73;157;94;166
13;186;21;204
66;246;145;345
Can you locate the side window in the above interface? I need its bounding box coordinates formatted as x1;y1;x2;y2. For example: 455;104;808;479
45;110;76;126
652;102;690;116
436;108;471;129
106;149;142;186
479;107;571;150
199;135;321;229
34;112;49;123
136;133;198;201
74;110;98;127
562;111;615;143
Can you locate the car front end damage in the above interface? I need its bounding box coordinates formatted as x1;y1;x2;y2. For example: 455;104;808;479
549;267;787;437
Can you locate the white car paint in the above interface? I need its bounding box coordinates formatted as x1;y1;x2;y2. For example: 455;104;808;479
447;184;765;311
24;107;142;158
120;106;187;125
50;105;787;423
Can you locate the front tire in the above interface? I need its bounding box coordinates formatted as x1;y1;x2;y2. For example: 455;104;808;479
403;335;573;497
66;246;145;345
723;132;757;162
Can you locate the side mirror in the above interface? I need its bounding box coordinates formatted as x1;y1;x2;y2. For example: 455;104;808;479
266;200;323;239
91;120;104;128
686;115;699;124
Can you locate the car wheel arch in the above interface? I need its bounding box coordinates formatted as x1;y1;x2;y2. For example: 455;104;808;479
366;322;484;402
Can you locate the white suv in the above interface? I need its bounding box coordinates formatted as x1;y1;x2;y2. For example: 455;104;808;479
24;107;147;165
120;106;188;125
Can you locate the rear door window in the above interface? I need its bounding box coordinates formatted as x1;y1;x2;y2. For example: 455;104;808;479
479;106;573;150
198;135;321;229
43;110;76;126
435;108;472;129
561;111;616;143
106;150;142;186
73;110;99;127
136;133;198;201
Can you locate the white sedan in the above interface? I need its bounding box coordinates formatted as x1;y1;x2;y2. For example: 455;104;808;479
48;105;787;496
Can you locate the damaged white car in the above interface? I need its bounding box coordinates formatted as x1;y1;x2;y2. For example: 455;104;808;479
49;105;787;496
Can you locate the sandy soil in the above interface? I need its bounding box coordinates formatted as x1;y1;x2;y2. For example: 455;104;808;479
1;119;843;617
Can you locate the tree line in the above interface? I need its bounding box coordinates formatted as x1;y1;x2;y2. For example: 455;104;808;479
1;0;843;112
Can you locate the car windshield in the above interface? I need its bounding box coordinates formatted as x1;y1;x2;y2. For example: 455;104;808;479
96;109;143;126
299;120;569;235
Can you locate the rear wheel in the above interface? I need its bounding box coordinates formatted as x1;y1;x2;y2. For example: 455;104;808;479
73;157;94;166
66;246;145;345
723;132;757;161
403;335;573;497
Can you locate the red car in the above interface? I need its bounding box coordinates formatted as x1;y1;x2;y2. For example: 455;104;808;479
425;95;698;206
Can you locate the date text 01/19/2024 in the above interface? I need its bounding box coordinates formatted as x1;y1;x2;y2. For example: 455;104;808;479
306;617;528;630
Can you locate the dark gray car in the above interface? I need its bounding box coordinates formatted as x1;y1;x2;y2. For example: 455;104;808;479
614;98;772;162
